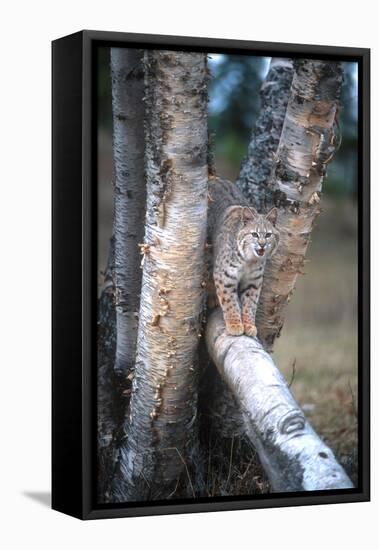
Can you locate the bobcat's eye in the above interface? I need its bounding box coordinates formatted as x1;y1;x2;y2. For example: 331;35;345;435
265;232;272;238
252;232;259;238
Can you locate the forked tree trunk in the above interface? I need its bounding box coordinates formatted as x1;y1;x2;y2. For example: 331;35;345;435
256;59;343;351
113;50;209;502
206;309;353;491
236;58;294;210
204;59;350;491
111;48;146;374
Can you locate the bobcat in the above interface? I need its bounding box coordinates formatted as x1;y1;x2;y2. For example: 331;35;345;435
208;177;279;337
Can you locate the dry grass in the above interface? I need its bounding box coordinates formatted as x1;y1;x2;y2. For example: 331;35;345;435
202;434;270;497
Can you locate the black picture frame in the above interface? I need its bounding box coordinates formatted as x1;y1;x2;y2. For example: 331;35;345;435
52;30;370;520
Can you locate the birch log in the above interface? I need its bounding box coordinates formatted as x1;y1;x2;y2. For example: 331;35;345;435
113;51;209;502
111;48;146;374
206;309;353;491
236;58;294;210
257;60;343;351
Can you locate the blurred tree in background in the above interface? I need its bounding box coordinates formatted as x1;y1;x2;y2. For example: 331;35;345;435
97;47;112;131
328;62;358;197
207;54;268;174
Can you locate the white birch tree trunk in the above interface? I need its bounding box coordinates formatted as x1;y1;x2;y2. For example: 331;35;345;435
111;48;146;374
98;50;146;502
257;59;343;351
113;50;209;502
206;309;353;491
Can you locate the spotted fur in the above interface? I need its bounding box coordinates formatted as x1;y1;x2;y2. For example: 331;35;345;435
208;178;279;337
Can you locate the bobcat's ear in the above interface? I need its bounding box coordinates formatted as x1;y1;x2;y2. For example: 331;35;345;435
266;207;278;226
242;206;258;222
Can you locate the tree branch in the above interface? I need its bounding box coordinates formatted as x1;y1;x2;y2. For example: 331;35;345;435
257;59;343;351
206;309;353;491
236;58;294;210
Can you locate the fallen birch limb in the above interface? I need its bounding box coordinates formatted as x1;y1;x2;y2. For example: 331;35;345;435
206;309;353;492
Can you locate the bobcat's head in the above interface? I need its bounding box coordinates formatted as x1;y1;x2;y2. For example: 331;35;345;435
235;206;280;262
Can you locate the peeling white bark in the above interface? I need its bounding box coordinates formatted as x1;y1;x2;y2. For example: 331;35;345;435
206;309;353;492
114;50;209;502
111;48;146;374
257;60;343;351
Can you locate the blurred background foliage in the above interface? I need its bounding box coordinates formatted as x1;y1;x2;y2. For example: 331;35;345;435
207;54;267;172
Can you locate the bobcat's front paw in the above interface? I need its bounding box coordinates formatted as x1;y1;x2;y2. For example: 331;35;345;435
244;322;257;338
225;319;244;336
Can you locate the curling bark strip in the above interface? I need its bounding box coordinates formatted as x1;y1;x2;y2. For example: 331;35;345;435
206;309;353;491
115;51;209;501
257;60;343;351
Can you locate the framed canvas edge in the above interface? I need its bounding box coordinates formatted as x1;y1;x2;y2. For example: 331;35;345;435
52;30;370;521
52;31;85;520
